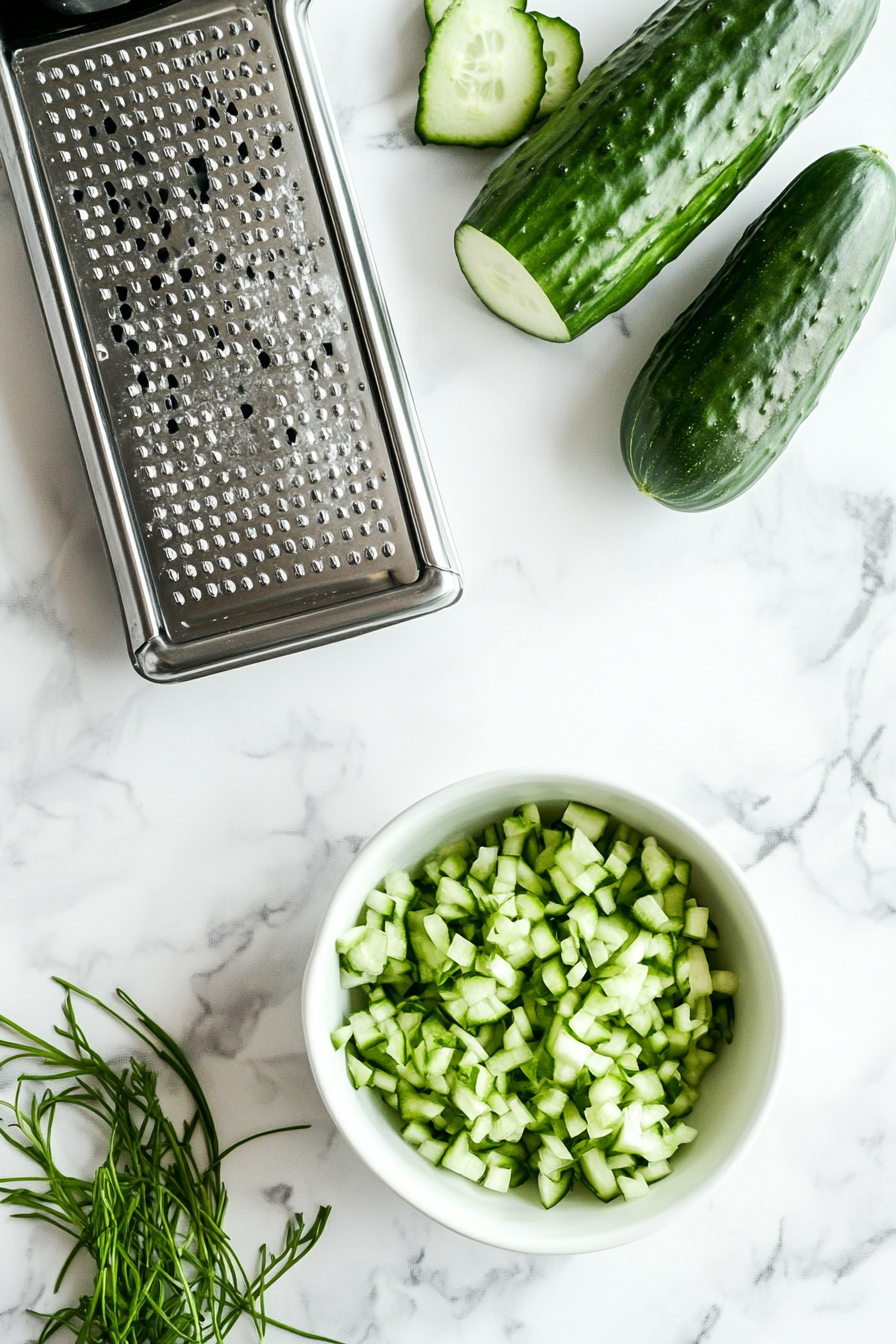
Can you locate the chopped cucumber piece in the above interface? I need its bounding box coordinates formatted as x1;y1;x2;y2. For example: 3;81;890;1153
416;0;546;149
711;970;739;996
530;12;582;118
579;1146;619;1201
538;1165;573;1208
641;838;674;891
618;1170;650;1201
335;800;737;1208
561;802;608;842
631;894;670;933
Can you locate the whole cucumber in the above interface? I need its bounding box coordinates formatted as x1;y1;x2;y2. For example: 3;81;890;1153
621;147;896;511
455;0;879;342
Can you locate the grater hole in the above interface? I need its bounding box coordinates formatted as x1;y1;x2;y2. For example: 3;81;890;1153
103;116;117;133
240;403;254;419
187;156;210;203
132;150;146;166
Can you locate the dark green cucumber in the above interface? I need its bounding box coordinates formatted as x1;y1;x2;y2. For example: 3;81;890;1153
621;148;896;511
455;0;879;341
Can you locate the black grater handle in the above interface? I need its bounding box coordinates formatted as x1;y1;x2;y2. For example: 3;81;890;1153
0;0;181;45
43;0;135;17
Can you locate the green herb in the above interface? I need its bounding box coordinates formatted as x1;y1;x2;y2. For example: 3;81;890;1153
0;979;339;1344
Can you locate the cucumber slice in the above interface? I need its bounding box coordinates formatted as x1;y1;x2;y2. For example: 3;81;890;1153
416;0;546;149
425;0;524;31
530;13;582;118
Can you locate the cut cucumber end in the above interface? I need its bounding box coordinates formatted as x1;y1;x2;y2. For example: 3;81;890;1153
455;224;570;342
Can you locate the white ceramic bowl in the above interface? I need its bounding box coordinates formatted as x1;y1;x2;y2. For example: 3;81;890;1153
303;770;783;1254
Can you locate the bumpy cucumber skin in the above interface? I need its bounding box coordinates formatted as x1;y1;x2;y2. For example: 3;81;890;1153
458;0;879;338
621;148;896;511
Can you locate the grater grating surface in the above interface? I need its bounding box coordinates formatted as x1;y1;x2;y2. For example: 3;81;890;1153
13;0;421;642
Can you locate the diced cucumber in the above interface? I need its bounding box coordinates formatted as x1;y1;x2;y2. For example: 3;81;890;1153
579;1146;619;1201
538;1166;573;1208
548;865;579;903
416;0;546;149
687;945;713;1000
631;894;670;933
402;1120;434;1146
530;13;582;118
711;970;739;996
561;802;608;843
684;905;709;940
442;1131;487;1182
335;799;738;1207
618;1170;650;1201
418;1138;449;1165
484;1161;513;1193
641;838;674;892
346;1053;374;1089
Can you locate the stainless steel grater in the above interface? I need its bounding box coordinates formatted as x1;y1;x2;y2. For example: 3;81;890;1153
0;0;461;680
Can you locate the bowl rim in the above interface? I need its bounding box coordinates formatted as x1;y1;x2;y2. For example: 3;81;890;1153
303;768;785;1254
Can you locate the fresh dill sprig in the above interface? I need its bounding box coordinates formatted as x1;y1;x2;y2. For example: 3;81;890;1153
0;979;340;1344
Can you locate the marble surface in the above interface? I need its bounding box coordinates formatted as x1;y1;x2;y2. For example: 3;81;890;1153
1;0;895;1338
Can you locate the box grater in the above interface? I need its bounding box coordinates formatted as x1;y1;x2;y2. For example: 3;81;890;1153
0;0;461;680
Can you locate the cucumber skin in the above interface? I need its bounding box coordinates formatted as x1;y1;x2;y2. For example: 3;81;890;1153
458;0;879;338
621;148;896;511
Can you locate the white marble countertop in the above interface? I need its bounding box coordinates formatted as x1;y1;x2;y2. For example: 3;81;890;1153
1;0;894;1339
